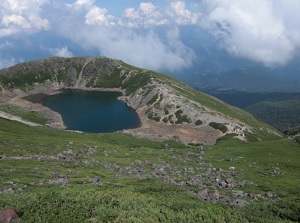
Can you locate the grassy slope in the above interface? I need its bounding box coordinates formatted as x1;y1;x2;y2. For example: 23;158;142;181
0;104;48;125
0;118;299;222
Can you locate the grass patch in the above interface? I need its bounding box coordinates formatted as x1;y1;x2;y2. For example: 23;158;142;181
0;104;47;125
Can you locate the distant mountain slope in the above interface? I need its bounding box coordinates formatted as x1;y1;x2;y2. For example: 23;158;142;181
183;64;300;93
202;89;300;131
0;57;281;144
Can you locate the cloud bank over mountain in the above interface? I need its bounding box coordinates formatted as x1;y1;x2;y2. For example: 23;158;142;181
202;0;300;67
1;0;300;71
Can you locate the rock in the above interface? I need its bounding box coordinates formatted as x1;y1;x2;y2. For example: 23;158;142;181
219;195;232;203
233;190;245;197
56;178;68;185
0;188;14;194
227;182;235;189
190;175;202;186
198;189;209;199
249;192;257;199
65;149;75;156
265;192;273;198
238;181;246;187
57;153;66;159
164;178;176;184
225;178;233;184
210;191;220;202
3;181;14;185
218;181;227;189
48;178;68;185
92;176;101;184
0;209;19;223
231;199;249;206
83;160;91;165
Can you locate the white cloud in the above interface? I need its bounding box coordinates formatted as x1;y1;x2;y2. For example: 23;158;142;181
50;46;73;57
0;0;49;37
67;0;116;26
201;0;300;67
55;1;194;71
58;18;194;71
169;1;200;25
123;2;168;27
85;7;115;26
71;0;95;9
96;28;195;72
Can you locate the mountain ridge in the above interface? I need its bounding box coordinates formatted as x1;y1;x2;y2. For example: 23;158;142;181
0;56;280;144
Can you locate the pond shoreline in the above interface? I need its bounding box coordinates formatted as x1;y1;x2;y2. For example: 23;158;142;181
0;86;129;131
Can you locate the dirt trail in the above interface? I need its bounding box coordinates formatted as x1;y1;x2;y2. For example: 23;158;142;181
74;57;94;88
0;111;42;127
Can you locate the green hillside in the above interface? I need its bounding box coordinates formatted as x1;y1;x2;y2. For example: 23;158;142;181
245;99;300;131
0;57;299;222
0;118;299;222
204;90;300;132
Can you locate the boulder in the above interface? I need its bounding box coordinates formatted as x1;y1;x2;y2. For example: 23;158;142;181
65;149;75;156
233;190;245;197
265;192;274;198
225;178;233;184
0;188;14;194
92;176;101;184
210;191;220;202
57;153;66;159
0;209;19;223
231;199;249;206
198;189;209;199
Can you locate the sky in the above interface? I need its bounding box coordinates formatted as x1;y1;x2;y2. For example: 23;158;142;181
1;0;300;76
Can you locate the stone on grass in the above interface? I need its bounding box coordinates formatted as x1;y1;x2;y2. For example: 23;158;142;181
92;176;101;184
0;209;19;223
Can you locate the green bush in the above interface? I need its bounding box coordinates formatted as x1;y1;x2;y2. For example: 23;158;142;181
148;93;159;105
175;110;191;124
209;122;228;133
195;119;203;125
162;117;168;123
148;112;160;122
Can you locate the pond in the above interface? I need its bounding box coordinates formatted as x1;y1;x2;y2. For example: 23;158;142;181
25;90;140;133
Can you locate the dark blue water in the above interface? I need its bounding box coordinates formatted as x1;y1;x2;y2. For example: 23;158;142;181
38;90;140;133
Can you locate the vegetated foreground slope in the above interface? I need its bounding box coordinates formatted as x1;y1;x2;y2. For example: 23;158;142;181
0;117;299;222
0;56;280;144
0;57;299;222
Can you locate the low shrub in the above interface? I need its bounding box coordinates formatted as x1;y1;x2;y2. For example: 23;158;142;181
195;120;203;125
209;122;228;133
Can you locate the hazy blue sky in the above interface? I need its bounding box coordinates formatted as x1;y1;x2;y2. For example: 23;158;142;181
1;0;300;73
